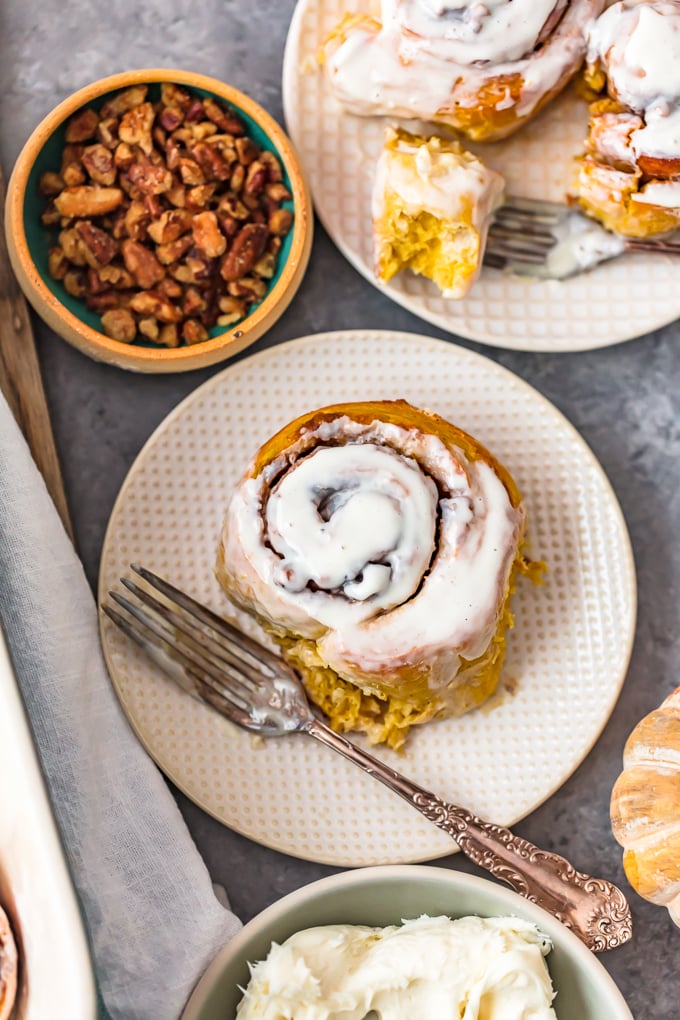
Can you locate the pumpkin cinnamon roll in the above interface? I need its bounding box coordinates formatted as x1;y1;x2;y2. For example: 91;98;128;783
321;0;605;142
0;905;17;1020
577;1;680;237
216;401;530;749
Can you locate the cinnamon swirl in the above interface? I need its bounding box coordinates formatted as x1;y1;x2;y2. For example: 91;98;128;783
577;1;680;237
216;401;530;749
373;127;505;298
321;1;605;141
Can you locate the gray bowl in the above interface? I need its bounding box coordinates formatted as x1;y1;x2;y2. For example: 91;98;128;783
182;866;633;1019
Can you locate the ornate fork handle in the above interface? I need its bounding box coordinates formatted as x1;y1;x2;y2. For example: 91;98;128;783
306;717;632;953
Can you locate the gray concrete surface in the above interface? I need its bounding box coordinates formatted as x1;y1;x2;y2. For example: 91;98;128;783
2;3;679;1017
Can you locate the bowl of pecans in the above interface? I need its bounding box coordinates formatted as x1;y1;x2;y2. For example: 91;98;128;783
4;69;313;372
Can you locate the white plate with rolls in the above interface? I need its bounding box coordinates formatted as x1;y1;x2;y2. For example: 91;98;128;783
98;330;636;866
282;0;680;352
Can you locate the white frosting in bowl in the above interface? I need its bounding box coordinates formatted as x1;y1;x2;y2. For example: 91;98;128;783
235;914;557;1019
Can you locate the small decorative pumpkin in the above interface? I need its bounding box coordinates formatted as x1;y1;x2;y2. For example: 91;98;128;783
611;687;680;926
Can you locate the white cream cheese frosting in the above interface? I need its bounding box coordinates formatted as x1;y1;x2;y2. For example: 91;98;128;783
324;0;604;124
235;914;557;1020
219;414;523;688
587;1;680;159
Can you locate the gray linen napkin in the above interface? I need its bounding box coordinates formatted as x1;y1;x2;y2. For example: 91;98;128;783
0;391;241;1019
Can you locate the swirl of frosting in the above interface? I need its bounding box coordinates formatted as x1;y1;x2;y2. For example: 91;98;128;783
392;0;569;65
218;404;525;693
586;1;680;159
323;0;605;140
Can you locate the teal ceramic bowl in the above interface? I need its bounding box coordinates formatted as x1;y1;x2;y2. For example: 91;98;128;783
5;69;312;372
182;866;633;1020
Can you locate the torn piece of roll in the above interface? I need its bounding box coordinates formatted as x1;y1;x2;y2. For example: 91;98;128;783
577;1;680;237
321;0;605;142
372;127;505;299
216;401;531;749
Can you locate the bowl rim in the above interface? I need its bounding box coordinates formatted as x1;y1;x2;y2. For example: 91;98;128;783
4;67;313;373
181;864;634;1019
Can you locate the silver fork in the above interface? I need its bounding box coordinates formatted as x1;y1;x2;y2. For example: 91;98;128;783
103;565;633;954
485;195;680;279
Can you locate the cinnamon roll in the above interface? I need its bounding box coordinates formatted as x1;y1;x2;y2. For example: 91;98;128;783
373;127;505;298
0;905;17;1020
216;401;530;749
321;1;605;142
577;1;680;237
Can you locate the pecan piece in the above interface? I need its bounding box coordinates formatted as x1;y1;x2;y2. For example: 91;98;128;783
63;269;87;298
191;142;232;182
220;223;269;281
124;201;151;242
244;160;267;196
82;143;117;186
101;308;137;342
185;184;216;210
65;108;99;143
119;102;155;156
98;263;135;289
159;106;184;132
128;158;173;195
54;185;123;218
156;235;193;265
192;211;226;257
75;219;119;265
47;247;69;280
227;276;267;301
129;289;182;322
178;158;205;186
58;227;89;266
202;97;244;135
62;162;87;188
86;290;133;312
113;142;135;169
122;239;165;289
101;85;148;119
266;182;292;203
269;208;293;236
182;319;209;344
217;193;249;220
39;171;65;196
138;317;159;342
183;286;207;316
158;322;180;347
160;83;192;110
97;117;119;149
157;276;183;300
235;137;260;166
147;209;193;245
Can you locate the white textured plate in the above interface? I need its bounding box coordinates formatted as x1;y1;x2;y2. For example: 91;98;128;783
99;330;636;866
282;0;680;352
0;626;97;1020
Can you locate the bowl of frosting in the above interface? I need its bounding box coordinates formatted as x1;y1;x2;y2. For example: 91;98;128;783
181;865;633;1019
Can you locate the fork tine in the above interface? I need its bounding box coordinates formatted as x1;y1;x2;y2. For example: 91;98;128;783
498;195;568;224
130;564;285;674
120;576;261;688
107;591;254;712
102;603;253;727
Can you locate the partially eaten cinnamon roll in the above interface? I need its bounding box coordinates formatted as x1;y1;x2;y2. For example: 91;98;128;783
577;1;680;237
321;0;605;141
216;401;532;749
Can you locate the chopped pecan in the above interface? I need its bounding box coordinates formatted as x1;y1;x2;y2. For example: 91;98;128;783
165;137;181;171
184;100;205;123
156;234;193;265
39;171;65;196
160;83;191;110
147;209;193;245
178;158;205;186
40;203;62;227
217;213;239;237
62;162;87;188
65;108;99;143
202;97;244;135
217;193;249;220
159;322;180;347
265;181;292;203
191;142;233;182
157;276;183;300
166;182;186;207
260;150;283;183
101;85;148;118
185;252;215;281
63;269;87;298
138;317;159;342
182;318;209;344
185;183;216;210
122;239;165;289
47;247;69;280
113;142;135;169
75;220;119;265
144;194;165;219
190;122;218;141
54;185;123;218
227;275;267;301
124;201;151;242
128;158;173;195
86;290;133;312
230;163;245;193
168;263;194;284
82;144;117;185
159;106;184;132
58;228;89;266
218;295;246;316
235;137;260;166
129;289;182;322
101;307;137;342
183;286;207;316
97;117;119;149
192;211;226;257
269;207;293;236
253;251;276;279
244;160;267;197
98;263;135;289
220;222;269;281
119;102;155;155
